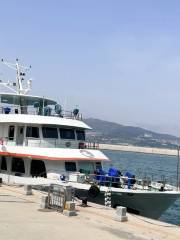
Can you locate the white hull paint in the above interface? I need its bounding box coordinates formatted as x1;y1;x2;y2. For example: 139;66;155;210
0;145;109;161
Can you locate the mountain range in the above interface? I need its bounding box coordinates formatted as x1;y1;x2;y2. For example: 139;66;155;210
84;118;180;149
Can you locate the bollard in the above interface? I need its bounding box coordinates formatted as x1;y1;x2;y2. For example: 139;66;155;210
24;185;32;195
114;206;128;222
40;195;49;209
63;201;76;216
64;201;75;211
0;178;2;187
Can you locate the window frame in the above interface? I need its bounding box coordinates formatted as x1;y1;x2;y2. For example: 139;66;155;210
26;126;39;138
95;162;102;170
11;157;25;174
59;128;75;140
1;156;7;171
42;127;58;139
78;161;94;173
76;130;85;141
8;125;15;141
65;162;77;172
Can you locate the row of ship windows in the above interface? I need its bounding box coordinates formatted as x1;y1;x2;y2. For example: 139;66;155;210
1;156;26;173
0;157;102;175
8;126;85;140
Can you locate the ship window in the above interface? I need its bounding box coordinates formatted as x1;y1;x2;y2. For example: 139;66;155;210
95;162;102;170
26;127;39;138
42;127;58;139
60;128;75;140
76;130;85;140
11;158;25;174
30;160;47;178
79;161;94;173
1;156;7;170
65;162;77;171
8;125;15;140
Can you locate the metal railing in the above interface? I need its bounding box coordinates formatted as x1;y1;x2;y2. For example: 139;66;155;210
25;138;77;148
85;142;99;149
48;184;65;212
0;105;83;120
2;137;99;150
3;166;179;192
79;141;99;149
72;172;179;191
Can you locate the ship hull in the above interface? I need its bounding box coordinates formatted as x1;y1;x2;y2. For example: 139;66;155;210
74;187;180;219
0;173;179;219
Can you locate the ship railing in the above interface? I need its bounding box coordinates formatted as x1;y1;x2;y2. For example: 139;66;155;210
79;141;99;149
81;173;137;188
0;105;38;115
9;167;179;191
118;167;180;185
2;138;98;150
76;172;179;191
9;168;68;180
0;105;83;120
25;139;63;148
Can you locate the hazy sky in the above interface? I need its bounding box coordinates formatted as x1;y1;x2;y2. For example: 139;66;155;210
1;0;180;136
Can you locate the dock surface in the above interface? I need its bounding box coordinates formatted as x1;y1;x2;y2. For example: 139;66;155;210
0;185;180;240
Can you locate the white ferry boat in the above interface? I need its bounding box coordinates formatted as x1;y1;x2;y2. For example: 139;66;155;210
0;59;179;219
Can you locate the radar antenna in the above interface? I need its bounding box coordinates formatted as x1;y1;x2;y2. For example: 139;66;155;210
0;58;32;95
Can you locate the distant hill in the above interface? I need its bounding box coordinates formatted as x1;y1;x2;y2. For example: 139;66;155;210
84;118;180;149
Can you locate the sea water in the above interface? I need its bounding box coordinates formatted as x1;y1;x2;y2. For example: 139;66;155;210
102;150;180;225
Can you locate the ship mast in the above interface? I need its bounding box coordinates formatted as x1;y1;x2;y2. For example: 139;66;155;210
0;58;32;95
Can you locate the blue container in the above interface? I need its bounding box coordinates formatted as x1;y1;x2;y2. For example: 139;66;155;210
4;107;11;114
60;175;66;181
108;167;120;184
125;172;135;189
95;169;107;185
108;167;120;177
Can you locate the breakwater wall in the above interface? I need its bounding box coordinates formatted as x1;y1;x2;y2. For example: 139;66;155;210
99;144;178;156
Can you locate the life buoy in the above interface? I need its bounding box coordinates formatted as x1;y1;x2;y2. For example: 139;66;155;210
65;141;71;147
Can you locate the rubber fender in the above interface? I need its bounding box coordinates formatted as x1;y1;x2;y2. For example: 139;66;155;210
88;184;100;198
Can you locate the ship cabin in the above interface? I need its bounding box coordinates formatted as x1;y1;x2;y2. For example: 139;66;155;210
0;93;106;181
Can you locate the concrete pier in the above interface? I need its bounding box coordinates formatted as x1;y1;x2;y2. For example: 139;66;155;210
0;185;180;240
99;143;178;156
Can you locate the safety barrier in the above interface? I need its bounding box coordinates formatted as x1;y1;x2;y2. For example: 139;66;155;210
48;184;66;212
